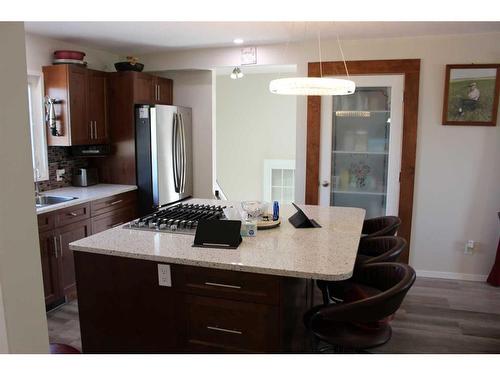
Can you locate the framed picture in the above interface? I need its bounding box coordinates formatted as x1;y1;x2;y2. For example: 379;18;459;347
442;64;500;126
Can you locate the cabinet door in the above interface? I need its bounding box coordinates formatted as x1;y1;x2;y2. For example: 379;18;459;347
88;70;108;143
56;219;91;300
156;77;173;105
39;230;61;305
133;73;155;103
68;66;90;145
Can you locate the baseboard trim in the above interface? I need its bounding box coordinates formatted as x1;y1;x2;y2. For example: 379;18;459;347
416;270;488;282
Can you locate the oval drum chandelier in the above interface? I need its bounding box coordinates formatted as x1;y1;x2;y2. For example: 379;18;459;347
270;28;355;96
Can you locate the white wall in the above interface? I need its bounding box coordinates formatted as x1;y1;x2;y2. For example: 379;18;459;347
216;72;296;201
157;70;214;198
25;32;120;74
138;32;500;280
0;22;49;353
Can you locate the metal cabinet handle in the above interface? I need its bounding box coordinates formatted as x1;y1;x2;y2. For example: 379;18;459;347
94;121;98;139
53;237;59;258
206;326;242;335
59;235;63;258
109;199;123;206
67;212;78;217
90;121;94;139
204;282;242;289
158;84;161;101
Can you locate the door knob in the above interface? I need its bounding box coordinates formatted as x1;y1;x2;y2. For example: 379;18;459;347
321;180;330;187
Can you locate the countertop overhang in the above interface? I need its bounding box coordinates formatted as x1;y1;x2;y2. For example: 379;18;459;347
70;199;365;281
36;184;138;214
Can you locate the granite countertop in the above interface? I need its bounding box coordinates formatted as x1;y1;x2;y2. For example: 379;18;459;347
70;198;365;281
36;184;137;214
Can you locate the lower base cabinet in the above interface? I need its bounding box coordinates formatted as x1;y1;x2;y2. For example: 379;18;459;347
38;191;137;309
39;231;60;306
74;252;311;353
39;218;91;307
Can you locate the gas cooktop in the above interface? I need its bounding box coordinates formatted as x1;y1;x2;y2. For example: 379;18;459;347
126;203;226;235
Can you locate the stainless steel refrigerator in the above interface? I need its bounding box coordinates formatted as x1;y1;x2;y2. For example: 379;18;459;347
135;104;193;216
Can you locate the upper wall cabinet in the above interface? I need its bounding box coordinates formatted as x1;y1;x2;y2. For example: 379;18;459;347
43;65;108;146
130;72;173;105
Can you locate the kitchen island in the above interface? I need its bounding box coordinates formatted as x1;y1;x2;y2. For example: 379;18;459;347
70;199;365;353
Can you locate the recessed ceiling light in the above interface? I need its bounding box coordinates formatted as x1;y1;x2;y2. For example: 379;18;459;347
233;38;244;44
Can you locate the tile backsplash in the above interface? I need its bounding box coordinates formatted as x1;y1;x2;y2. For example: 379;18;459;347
38;147;89;192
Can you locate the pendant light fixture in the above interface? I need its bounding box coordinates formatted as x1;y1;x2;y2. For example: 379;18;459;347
269;26;355;96
230;67;244;80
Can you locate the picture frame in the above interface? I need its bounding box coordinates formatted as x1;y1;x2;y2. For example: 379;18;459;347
442;64;500;126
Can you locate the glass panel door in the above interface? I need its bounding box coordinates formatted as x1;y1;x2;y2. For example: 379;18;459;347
331;87;390;218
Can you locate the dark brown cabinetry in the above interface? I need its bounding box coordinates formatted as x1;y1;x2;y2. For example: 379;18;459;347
74;254;310;353
38;191;137;309
43;65;108;146
155;76;173;105
39;230;60;305
132;73;173;105
96;72;173;185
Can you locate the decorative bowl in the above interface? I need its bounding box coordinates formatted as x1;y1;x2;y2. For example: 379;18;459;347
114;62;144;72
241;201;268;219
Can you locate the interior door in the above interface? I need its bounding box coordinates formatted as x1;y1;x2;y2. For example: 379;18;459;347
318;75;404;218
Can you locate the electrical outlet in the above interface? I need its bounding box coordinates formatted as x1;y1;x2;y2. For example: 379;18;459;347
158;264;172;287
56;168;65;182
464;240;475;255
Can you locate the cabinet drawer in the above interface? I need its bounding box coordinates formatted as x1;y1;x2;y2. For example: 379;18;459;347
54;203;90;227
177;265;280;305
91;191;137;217
183;295;279;353
92;205;137;234
38;212;55;232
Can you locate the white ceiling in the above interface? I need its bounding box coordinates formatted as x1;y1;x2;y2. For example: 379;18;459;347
24;21;500;55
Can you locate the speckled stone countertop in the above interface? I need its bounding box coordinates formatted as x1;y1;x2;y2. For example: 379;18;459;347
36;184;137;214
70;199;365;281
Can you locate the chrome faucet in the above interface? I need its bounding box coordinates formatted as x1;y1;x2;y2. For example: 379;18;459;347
35;180;41;198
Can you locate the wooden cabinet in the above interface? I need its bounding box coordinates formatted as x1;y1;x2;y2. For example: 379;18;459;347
56;219;91;299
74;255;310;353
183;295;280;353
96;71;173;185
38;191;138;308
133;72;155;103
155;76;173;105
42;65;108;146
131;72;173;105
87;70;108;143
39;230;60;306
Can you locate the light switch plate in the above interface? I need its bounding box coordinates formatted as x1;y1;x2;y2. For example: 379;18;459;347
158;264;172;287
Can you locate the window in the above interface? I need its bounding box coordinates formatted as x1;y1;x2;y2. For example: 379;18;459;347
27;74;49;181
263;160;295;204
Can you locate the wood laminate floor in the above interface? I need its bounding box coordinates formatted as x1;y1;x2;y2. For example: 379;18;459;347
46;277;500;353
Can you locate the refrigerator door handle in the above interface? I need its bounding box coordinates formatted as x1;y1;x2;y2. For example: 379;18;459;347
179;112;187;193
171;113;180;193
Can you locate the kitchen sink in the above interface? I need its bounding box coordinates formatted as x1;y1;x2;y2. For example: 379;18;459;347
35;195;78;207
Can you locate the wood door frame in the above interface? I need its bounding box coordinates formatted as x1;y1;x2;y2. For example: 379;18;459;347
306;59;420;262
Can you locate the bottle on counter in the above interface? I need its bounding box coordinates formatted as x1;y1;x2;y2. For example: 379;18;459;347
273;201;279;221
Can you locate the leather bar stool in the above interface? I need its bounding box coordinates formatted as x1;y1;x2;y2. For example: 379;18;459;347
49;343;81;354
356;236;406;266
361;216;401;240
305;262;416;353
317;236;406;305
